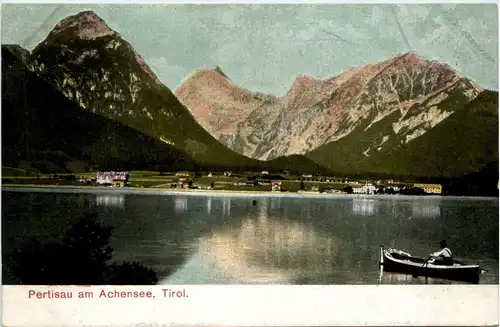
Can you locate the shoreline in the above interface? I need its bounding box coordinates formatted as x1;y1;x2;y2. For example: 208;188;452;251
1;184;498;201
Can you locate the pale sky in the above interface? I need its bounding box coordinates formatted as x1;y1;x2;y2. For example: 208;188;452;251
1;3;498;94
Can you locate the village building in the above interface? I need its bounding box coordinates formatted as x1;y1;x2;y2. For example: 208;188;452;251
96;171;129;187
178;177;191;189
413;183;442;194
352;182;377;194
271;180;281;191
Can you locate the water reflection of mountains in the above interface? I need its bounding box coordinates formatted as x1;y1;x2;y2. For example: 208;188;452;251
162;196;453;284
165;219;337;283
107;195;483;284
164;198;378;284
4;191;497;285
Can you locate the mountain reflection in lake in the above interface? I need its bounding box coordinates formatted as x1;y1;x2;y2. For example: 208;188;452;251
167;200;337;284
2;191;498;284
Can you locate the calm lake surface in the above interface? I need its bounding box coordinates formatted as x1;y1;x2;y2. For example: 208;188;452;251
2;189;498;284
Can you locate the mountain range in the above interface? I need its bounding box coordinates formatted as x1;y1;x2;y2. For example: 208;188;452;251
2;10;498;182
176;52;498;178
3;11;329;175
26;11;264;172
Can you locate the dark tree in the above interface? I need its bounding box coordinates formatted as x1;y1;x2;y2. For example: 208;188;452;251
400;187;426;195
385;187;396;195
11;214;158;285
343;186;353;194
62;214;114;283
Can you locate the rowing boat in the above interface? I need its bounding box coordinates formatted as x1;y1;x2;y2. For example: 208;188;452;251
379;245;486;284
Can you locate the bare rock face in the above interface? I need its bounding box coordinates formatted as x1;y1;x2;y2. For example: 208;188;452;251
175;67;278;142
177;52;483;161
49;11;114;40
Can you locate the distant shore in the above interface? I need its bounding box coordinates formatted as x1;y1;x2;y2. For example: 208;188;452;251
2;184;497;201
1;183;341;198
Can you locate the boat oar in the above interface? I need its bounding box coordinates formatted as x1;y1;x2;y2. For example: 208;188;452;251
379;245;385;266
422;256;433;268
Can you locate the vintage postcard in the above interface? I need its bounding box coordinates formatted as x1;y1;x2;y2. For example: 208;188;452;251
1;1;498;326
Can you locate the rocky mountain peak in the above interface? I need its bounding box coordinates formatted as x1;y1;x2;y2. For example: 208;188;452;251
391;51;458;77
179;50;487;162
49;10;113;40
287;74;320;97
294;74;315;83
178;67;234;91
398;51;422;62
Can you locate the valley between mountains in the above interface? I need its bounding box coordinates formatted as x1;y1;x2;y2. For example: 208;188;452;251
2;10;498;190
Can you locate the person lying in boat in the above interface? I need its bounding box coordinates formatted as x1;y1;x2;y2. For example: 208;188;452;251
429;240;453;266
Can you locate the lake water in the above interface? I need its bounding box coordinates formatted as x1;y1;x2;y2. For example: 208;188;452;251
2;189;498;284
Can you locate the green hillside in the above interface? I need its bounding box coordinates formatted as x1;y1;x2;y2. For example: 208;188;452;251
264;154;333;175
307;89;498;178
443;160;499;197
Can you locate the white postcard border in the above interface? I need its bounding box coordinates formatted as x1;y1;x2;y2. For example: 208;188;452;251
1;285;499;326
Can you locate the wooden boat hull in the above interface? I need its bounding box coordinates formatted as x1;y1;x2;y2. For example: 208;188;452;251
380;246;483;284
